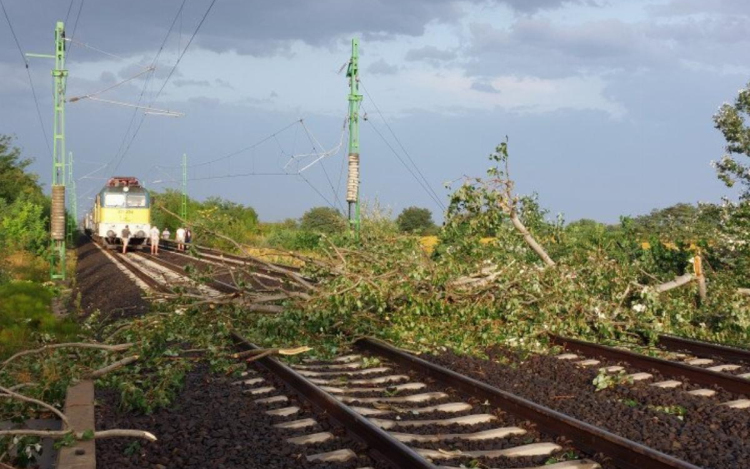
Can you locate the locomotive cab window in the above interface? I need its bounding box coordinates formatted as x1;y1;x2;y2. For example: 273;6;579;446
103;193;126;207
126;194;147;207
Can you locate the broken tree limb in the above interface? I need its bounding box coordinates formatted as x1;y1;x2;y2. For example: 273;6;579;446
1;342;133;371
508;210;556;267
86;355;139;379
654;273;695;293
156;203;315;290
738;288;750;296
0;428;157;442
0;386;69;428
232;345;312;360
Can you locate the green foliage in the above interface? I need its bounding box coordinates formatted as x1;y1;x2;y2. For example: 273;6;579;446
150;189;259;250
247;142;750;360
300;206;346;235
713;83;750;198
592;369;632;392
0;135;45;206
396;206;436;234
0;282;79;358
0;195;49;256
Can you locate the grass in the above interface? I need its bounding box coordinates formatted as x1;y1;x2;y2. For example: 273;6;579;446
0;281;79;359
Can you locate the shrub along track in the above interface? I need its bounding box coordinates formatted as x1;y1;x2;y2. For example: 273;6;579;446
416;341;750;469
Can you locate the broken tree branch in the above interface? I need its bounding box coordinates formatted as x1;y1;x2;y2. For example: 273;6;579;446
157;203;315;290
1;342;133;371
654;273;695;293
86;356;139;379
0;386;69;428
0;428;157;442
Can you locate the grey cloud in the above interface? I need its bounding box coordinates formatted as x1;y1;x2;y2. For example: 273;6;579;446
405;45;457;64
173;79;211;88
0;0;589;65
463;12;750;80
214;78;234;89
471;81;501;93
367;59;400;75
648;0;750;17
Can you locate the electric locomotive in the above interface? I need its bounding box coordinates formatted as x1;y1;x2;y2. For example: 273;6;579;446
90;176;151;248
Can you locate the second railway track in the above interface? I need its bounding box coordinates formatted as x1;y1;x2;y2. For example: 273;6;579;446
231;333;704;469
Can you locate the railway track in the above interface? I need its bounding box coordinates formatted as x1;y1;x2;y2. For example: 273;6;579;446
231;333;702;469
549;335;750;408
159;239;306;289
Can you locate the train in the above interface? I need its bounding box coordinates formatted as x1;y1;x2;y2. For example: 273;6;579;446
85;176;151;248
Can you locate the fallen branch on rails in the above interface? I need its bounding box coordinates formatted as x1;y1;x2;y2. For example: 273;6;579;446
156;204;315;291
1;342;133;371
0;428;157;442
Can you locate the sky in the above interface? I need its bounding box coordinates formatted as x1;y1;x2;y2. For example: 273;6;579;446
1;0;748;224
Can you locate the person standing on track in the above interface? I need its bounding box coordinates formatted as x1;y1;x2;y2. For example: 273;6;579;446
121;225;131;254
185;227;192;245
150;225;161;255
162;227;170;240
176;226;186;252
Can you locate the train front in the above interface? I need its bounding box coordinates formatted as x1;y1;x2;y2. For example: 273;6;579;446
95;177;151;246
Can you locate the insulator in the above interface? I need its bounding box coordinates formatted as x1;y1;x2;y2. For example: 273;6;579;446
51;185;66;240
346;153;360;203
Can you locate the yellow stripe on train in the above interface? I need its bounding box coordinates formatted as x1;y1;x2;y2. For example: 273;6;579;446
99;207;150;224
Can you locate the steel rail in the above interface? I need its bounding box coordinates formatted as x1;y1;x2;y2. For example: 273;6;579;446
133;251;238;294
550;335;750;395
229;332;436;469
356;337;701;469
161;239;302;275
656;334;750;366
111;252;170;293
156;242;288;290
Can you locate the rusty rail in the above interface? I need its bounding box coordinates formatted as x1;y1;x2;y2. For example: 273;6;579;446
356;337;701;469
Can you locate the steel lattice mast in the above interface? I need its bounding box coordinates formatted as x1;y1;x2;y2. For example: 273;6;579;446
345;38;363;234
29;21;68;280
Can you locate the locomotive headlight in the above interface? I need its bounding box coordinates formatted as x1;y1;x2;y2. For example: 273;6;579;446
136;230;145;238
107;230;115;237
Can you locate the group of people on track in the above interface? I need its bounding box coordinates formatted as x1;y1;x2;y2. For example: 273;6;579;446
120;224;191;254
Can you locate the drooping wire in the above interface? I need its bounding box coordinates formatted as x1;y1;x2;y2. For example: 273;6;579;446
1;0;53;159
362;104;446;210
360;81;446;210
149;0;219;108
66;0;85;61
111;0;219;175
107;0;189;175
183;120;303;169
300;122;345;213
64;0;75;25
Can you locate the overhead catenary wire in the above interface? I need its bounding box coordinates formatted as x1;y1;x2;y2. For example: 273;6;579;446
1;0;53;159
360;81;446;210
299;121;346;213
107;0;189;175
65;0;85;60
362;104;446;211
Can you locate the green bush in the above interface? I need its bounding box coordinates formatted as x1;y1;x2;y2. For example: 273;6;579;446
0;282;78;358
300;207;347;235
396;206;436;234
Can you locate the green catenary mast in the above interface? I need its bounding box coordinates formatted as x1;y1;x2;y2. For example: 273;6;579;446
345;38;363;233
29;21;68;280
